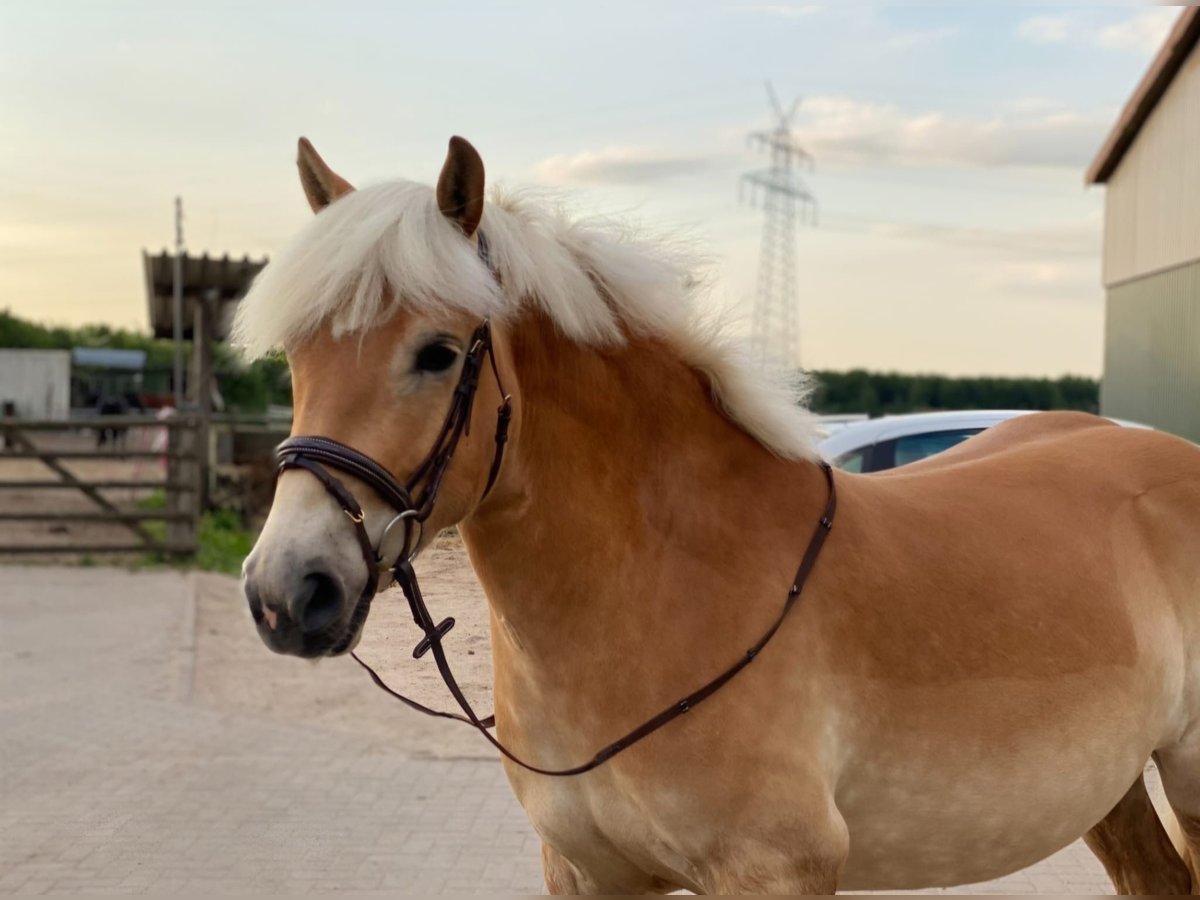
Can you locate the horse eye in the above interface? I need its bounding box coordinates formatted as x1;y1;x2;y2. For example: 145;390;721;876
414;342;459;373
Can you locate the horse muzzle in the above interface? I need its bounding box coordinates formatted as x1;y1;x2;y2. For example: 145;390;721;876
243;553;367;658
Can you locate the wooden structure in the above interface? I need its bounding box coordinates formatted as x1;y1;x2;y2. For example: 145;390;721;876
142;250;268;509
1087;7;1200;443
142;251;267;343
0;415;200;556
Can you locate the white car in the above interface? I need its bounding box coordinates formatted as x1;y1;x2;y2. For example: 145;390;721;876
818;410;1148;473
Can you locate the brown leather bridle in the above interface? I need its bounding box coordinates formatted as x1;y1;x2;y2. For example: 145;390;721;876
274;233;838;777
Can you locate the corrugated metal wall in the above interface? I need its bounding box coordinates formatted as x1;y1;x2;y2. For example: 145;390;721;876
0;350;71;419
1101;260;1200;442
1103;42;1200;286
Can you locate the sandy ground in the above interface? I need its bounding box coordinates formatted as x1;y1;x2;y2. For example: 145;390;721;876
191;529;498;758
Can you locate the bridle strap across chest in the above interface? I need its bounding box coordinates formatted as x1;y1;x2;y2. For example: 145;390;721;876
272;232;838;777
358;464;835;777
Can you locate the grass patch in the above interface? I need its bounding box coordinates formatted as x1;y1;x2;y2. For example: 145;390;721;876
136;490;167;511
134;491;252;576
193;508;254;576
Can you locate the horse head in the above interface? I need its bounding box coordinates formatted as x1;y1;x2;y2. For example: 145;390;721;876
239;137;514;658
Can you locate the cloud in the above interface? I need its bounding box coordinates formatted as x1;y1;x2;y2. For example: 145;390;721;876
533;146;730;186
728;3;823;18
538;94;1108;187
1002;96;1069;114
792;95;1109;170
1015;15;1070;45
884;25;959;51
1096;6;1181;54
1016;7;1181;54
732;5;958;53
823;213;1098;261
979;258;1100;305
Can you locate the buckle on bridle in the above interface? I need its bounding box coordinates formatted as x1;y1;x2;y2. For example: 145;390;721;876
344;509;365;524
377;508;423;571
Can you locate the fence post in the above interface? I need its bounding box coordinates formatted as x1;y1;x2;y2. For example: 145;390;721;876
166;419;200;555
192;295;216;512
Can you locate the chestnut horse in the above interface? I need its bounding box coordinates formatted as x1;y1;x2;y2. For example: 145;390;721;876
238;136;1200;894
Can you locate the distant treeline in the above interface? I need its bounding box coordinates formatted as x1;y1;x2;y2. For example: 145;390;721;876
808;369;1099;417
1;308;176;367
0;308;290;413
4;309;1099;416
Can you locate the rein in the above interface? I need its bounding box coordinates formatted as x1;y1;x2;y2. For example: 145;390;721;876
274;233;838;777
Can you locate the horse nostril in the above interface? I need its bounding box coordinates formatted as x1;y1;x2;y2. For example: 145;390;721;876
245;581;265;624
294;572;343;634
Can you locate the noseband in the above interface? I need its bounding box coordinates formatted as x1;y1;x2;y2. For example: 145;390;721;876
277;317;512;611
273;233;839;777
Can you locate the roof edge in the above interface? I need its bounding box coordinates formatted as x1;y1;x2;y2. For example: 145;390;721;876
1086;6;1200;185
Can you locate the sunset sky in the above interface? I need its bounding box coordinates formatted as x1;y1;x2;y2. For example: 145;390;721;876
0;3;1184;376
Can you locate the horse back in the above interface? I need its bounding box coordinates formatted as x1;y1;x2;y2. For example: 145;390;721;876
821;412;1200;687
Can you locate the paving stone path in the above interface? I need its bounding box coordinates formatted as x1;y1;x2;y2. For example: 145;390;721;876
0;566;1117;894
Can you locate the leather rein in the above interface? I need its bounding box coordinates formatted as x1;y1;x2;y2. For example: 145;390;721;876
274;233;838;778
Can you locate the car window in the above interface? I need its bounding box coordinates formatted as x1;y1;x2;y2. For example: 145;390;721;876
833;449;868;472
892;429;983;468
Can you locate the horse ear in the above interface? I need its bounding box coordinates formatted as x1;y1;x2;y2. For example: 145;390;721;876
296;137;355;213
436;136;485;238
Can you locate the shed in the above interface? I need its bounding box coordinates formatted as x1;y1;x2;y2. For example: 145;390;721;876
142;251;267;341
1086;7;1200;443
69;347;148;409
0;349;71;419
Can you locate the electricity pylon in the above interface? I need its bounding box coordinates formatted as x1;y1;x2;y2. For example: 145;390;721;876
740;82;817;370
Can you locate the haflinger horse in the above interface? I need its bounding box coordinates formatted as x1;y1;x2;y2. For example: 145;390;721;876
237;135;1200;895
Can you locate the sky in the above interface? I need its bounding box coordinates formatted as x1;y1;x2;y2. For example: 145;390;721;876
0;2;1186;377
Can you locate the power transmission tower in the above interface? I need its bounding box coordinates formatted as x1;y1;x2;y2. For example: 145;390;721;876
740;82;816;370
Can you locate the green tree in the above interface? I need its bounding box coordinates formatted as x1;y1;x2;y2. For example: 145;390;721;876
1;308;292;412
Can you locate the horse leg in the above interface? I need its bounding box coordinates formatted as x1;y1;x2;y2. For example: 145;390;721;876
541;842;585;895
698;808;849;895
1083;772;1191;894
540;840;667;895
1155;742;1200;893
706;853;843;895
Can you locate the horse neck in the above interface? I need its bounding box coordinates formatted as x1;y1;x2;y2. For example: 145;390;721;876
461;311;827;661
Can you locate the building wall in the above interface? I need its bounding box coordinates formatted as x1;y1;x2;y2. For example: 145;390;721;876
1102;41;1200;286
0;349;71;419
1100;259;1200;442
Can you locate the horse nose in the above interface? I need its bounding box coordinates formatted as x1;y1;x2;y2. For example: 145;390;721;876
291;571;344;634
245;577;266;625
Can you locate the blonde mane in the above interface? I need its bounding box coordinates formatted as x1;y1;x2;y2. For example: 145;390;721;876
232;181;822;460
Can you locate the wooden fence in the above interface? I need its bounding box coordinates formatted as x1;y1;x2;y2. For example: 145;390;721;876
0;415;201;556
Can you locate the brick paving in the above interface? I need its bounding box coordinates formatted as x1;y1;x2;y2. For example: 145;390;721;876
0;566;1117;894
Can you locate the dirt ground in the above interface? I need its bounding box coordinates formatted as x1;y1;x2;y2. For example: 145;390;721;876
190;529;498;758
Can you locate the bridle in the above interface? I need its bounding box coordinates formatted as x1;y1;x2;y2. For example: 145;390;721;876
277;315;511;612
274;231;838;777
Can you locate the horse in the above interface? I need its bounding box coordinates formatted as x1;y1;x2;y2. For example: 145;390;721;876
95;395;130;448
236;135;1200;894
